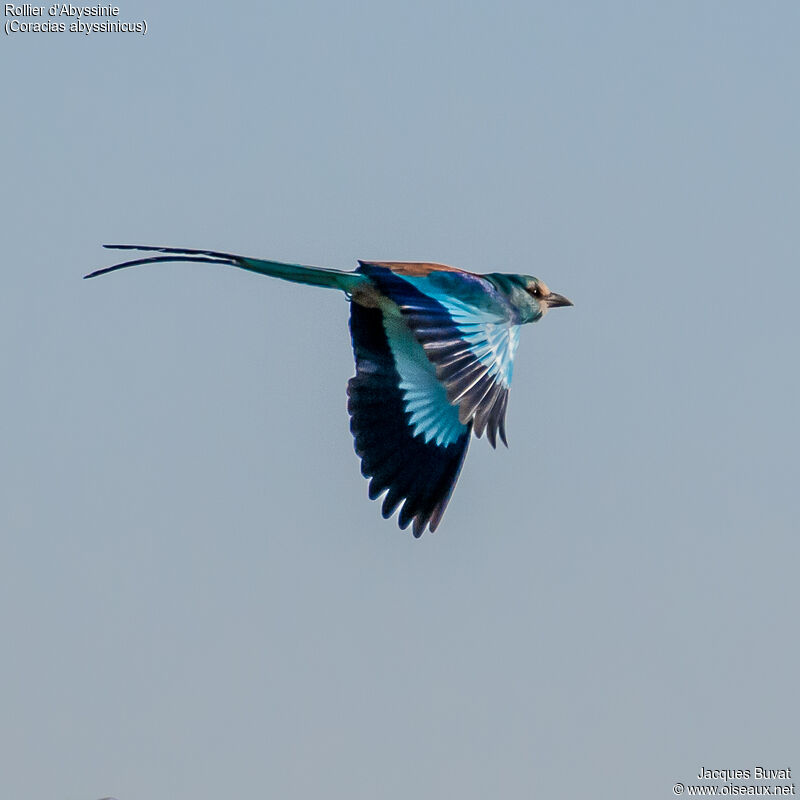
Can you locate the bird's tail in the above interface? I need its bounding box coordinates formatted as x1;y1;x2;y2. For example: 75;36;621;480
85;245;368;294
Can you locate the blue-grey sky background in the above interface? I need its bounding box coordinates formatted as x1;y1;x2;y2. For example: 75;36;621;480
3;2;798;798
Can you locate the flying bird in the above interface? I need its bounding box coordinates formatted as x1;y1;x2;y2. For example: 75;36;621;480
86;245;572;537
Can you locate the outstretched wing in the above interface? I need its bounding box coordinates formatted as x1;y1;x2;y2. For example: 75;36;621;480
347;302;471;537
358;263;520;447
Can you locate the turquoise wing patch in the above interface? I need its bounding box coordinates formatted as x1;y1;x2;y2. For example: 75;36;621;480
382;311;465;448
359;264;520;447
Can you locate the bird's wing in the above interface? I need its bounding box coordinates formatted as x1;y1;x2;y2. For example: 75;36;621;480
348;302;471;537
358;262;520;447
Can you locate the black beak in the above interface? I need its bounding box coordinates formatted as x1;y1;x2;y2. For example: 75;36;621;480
546;292;573;308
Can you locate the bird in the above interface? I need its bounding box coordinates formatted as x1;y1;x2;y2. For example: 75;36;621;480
86;245;572;537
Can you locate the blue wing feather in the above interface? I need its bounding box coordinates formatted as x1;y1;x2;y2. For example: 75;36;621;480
358;263;520;447
347;303;471;536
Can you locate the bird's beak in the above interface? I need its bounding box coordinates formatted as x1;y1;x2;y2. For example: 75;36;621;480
546;292;573;308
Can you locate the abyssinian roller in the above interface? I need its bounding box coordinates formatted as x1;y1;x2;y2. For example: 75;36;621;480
86;245;573;537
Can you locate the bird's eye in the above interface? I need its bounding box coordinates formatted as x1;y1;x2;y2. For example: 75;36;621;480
530;285;540;297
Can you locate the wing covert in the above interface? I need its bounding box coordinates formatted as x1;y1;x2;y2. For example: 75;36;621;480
357;263;520;447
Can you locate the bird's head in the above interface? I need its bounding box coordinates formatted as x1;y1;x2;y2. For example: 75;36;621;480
514;276;573;322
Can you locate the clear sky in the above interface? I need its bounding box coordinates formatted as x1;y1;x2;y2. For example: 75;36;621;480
2;2;799;798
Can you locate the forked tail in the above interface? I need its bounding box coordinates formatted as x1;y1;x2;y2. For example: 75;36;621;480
85;245;367;294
